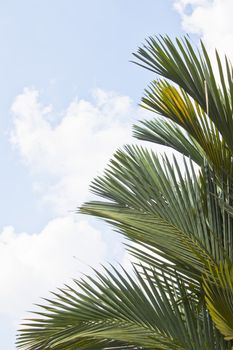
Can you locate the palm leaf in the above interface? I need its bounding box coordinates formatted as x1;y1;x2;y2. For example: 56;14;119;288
135;80;232;178
203;261;233;341
81;145;226;276
17;265;230;350
133;118;204;166
133;36;233;151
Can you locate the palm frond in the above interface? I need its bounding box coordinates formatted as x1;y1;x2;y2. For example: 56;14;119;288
133;118;204;166
17;265;230;350
135;80;232;177
133;36;233;151
203;260;233;341
81;145;226;276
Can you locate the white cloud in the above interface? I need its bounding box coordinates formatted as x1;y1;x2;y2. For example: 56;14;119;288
174;0;210;13
174;0;233;60
6;87;145;348
11;88;140;215
8;85;185;348
0;214;106;347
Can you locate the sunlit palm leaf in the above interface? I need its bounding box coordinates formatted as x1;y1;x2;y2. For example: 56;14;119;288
133;36;233;152
203;261;233;341
135;81;232;177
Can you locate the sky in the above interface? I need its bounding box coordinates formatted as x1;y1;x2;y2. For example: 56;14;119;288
1;0;232;348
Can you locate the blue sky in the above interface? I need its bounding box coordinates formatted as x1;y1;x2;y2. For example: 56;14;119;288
0;0;230;348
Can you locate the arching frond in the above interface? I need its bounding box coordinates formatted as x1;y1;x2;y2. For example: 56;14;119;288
133;118;204;166
133;36;233;151
134;80;233;177
81;145;227;275
17;265;231;350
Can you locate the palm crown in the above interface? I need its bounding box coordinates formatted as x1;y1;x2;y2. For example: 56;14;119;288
16;36;233;350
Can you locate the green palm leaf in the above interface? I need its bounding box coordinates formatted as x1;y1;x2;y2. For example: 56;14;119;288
17;265;230;350
81;145;225;276
133;118;204;166
133;36;233;151
134;80;232;176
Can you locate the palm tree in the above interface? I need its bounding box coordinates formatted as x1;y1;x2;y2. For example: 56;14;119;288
16;36;233;350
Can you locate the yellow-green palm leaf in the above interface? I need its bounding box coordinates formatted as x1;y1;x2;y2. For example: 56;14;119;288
204;261;233;341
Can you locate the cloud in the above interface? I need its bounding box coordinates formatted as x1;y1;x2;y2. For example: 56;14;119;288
174;0;233;60
0;214;106;347
6;87;146;348
11;88;140;215
8;84;184;349
174;0;209;14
